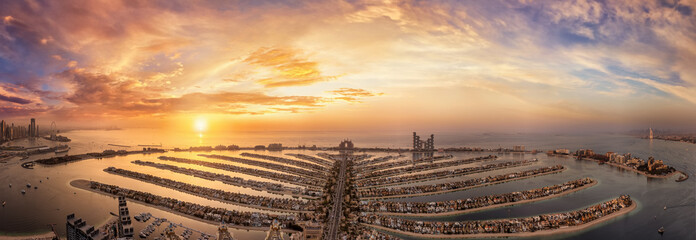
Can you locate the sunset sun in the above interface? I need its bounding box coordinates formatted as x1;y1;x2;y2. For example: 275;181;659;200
194;117;207;133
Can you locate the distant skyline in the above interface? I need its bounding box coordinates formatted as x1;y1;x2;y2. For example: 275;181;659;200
1;0;695;133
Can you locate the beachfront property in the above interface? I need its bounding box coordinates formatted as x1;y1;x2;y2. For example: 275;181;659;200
6;133;690;239
66;214;108;240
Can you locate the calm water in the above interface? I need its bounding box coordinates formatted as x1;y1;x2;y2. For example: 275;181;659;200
0;129;694;239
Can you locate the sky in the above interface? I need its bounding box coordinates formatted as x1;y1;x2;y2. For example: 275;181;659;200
0;0;695;133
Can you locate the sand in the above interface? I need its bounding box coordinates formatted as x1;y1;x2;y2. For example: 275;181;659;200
104;170;313;214
358;162;536;189
363;200;637;239
0;232;56;240
373;179;598;217
69;179;300;233
580;158;680;179
360;167;567;200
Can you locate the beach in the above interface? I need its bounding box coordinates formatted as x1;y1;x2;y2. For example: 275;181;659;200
103;170;313;214
0;232;56;240
358;161;536;189
69;179;300;233
363;200;637;239
580;158;681;179
361;167;567;200
373;179;598;217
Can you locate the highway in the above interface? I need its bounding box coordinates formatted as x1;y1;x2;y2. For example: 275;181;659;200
325;155;347;239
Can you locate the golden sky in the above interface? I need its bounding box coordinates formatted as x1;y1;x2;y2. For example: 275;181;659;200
1;0;695;132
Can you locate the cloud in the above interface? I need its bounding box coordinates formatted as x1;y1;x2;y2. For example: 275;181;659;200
2;16;13;24
0;93;32;104
1;0;695;130
53;69;328;117
243;47;338;87
329;88;383;102
58;69;146;107
0;106;46;116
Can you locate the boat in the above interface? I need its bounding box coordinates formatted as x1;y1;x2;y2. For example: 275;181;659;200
676;173;689;182
55;146;70;154
664;206;667;210
658;227;664;234
26;183;31;188
21;162;35;169
8;184;11;188
21;190;26;194
2;201;5;206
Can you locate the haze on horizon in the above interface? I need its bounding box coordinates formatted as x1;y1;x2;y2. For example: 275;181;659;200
1;0;695;133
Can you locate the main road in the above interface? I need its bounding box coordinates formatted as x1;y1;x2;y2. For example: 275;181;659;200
325;154;347;239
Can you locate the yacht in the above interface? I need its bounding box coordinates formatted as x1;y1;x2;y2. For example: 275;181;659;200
55;146;70;154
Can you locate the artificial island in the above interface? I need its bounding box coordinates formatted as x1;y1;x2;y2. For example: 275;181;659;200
2;126;687;240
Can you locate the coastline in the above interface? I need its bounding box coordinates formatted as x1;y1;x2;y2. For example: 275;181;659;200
359;156;498;181
103;170;314;214
0;232;56;240
131;165;319;200
580;158;680;179
373;179;598;217
358;162;535;189
364;200;637;239
361;168;566;200
34;149;165;166
69;179;300;234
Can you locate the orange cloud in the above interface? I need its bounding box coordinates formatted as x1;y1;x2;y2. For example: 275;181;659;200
329;88;383;103
244;47;337;87
2;16;13;24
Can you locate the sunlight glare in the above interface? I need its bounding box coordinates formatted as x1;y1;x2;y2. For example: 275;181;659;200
194;117;207;133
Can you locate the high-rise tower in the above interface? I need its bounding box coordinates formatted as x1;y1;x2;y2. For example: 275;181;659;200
413;132;435;151
30;118;36;137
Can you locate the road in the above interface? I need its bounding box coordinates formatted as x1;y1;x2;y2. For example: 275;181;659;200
325;155;347;239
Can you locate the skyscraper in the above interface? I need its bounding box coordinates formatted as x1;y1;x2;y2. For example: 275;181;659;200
66;213;107;240
30;118;35;137
1;120;5;141
413;132;435;151
117;196;134;238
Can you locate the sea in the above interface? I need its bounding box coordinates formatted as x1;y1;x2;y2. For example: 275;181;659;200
0;129;693;239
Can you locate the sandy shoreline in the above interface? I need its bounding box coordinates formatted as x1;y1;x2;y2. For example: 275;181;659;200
163;171;319;200
373;179;598;217
581;158;681;179
361;168;567;200
364;200;637;239
133;161;320;200
359;162;536;189
104;170;314;214
69;179;300;233
0;232;56;240
359;157;499;181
